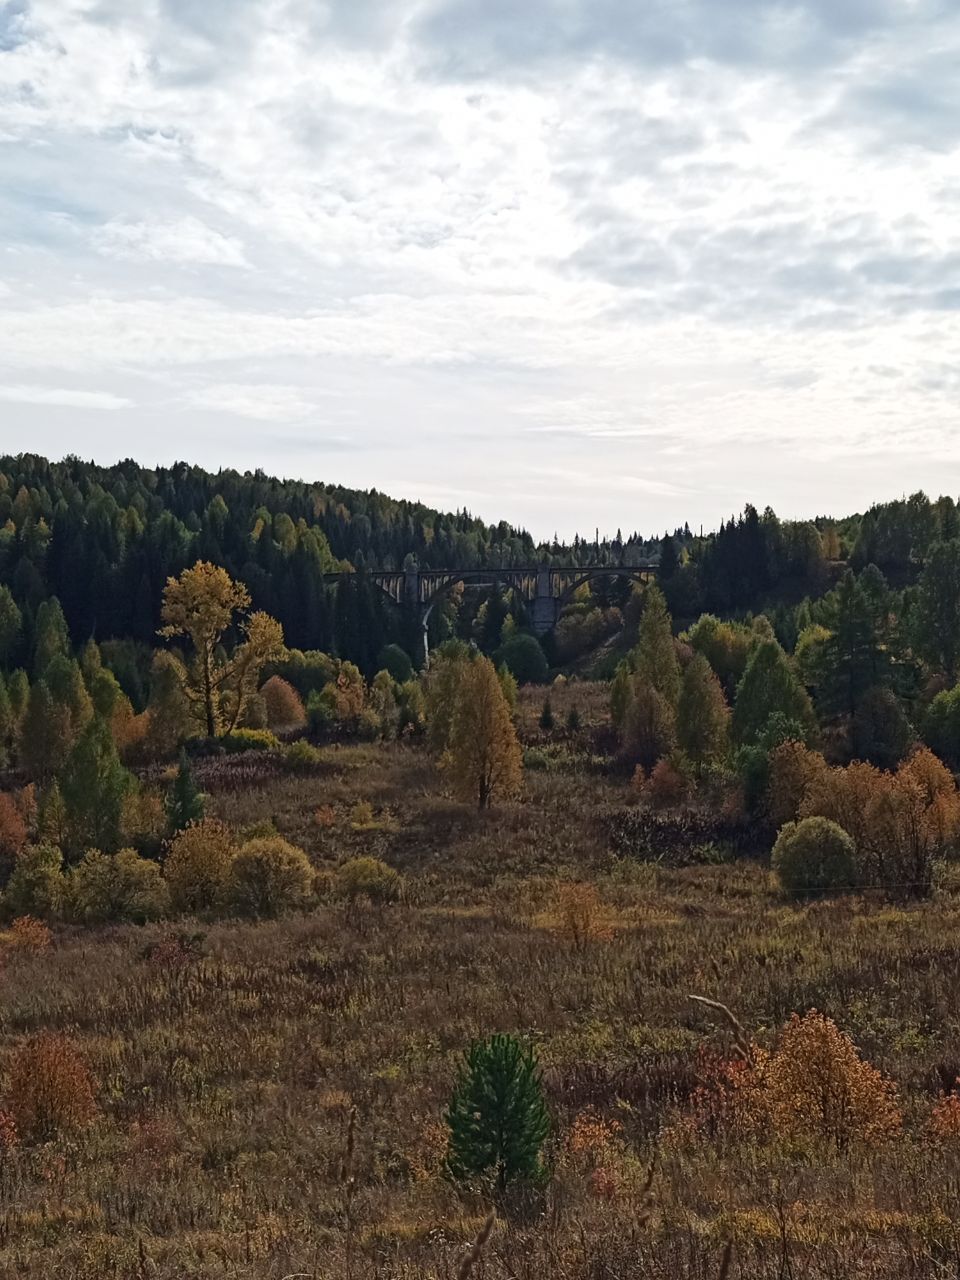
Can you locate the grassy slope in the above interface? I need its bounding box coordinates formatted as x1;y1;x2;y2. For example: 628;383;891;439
0;686;958;1277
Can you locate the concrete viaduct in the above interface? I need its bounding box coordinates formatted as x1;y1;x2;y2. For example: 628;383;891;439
323;563;657;658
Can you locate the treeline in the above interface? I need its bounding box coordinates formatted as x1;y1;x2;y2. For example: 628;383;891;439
610;530;960;893
1;454;957;676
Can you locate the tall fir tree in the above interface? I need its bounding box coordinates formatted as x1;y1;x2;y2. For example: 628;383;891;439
677;653;729;774
631;584;680;707
732;639;816;747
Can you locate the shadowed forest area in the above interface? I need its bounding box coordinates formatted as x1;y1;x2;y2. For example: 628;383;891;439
1;456;960;1276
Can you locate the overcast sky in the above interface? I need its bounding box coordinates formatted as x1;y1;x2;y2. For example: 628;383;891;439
1;0;959;539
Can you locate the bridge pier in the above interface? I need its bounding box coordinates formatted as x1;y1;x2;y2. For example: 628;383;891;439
531;569;560;636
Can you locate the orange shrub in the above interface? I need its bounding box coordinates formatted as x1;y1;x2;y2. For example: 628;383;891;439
8;916;52;951
646;758;687;809
687;1011;901;1150
8;1033;98;1141
930;1081;960;1141
763;1011;901;1148
765;740;827;830
553;882;613;946
261;676;307;730
566;1108;622;1170
0;793;27;860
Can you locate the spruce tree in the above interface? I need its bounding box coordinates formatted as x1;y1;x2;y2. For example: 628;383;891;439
166;750;205;835
445;1034;550;1192
677;653;729;774
60;718;136;854
539;697;554;731
631;585;680;707
732;640;816;747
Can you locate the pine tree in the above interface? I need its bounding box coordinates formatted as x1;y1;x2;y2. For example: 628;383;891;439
732;640;816;747
0;676;11;768
631;585;680;706
0;585;22;667
445;1034;550;1192
819;572;884;717
32;598;70;677
166;750;205;835
677;654;729;774
915;539;960;682
19;680;72;781
610;661;633;732
623;681;676;771
443;656;522;809
60;718;136;854
539;697;554;731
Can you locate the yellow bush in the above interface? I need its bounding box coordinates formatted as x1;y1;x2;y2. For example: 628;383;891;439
68;848;169;925
163;820;236;914
226;837;314;917
333;856;402;906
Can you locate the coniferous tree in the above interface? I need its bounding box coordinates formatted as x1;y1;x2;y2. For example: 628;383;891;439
166;750;205;835
60;718;136;855
539;697;554;731
0;676;11;768
915;539;960;682
732;640;816;747
632;584;680;707
19;680;72;781
32;597;70;677
623;682;676;771
677;653;729;774
0;585;22;667
819;572;885;717
445;1034;550;1192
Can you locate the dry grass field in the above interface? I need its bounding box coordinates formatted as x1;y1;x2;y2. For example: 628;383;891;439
1;683;960;1278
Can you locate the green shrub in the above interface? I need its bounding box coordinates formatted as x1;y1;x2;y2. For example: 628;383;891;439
282;739;324;772
333;856;402;906
226;837;314;917
221;728;280;754
772;816;858;897
522;747;550;772
496;634;549;685
377;643;414;684
445;1033;550;1192
68;848;169;924
923;684;960;769
163;820;237;915
306;689;337;735
3;844;65;921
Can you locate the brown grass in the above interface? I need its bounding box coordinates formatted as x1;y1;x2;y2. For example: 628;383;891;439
0;685;956;1275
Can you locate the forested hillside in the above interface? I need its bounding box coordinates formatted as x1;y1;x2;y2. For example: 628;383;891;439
0;453;954;675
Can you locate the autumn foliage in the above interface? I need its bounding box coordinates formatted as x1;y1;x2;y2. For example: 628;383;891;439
8;1033;98;1141
689;1010;901;1149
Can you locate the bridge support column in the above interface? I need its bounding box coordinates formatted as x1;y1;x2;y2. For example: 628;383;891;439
531;569;560;636
403;568;430;669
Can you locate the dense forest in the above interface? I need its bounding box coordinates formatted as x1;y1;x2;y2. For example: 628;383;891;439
2;455;960;1276
0;453;955;678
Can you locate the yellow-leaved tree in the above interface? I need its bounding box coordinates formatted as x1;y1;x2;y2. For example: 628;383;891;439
442;655;522;809
159;562;284;737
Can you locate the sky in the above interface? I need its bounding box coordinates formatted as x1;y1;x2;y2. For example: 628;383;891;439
1;0;959;541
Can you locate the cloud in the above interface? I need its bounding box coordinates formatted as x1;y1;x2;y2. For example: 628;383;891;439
93;217;248;266
0;383;132;408
186;382;318;420
1;0;960;537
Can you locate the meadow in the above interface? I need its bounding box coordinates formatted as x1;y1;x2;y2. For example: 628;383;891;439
0;682;958;1279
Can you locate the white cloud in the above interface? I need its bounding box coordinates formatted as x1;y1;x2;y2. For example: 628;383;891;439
0;383;132;409
186;382;317;420
93;217;248;266
1;0;959;536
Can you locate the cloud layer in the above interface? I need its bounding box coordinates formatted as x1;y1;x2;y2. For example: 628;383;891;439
1;0;959;536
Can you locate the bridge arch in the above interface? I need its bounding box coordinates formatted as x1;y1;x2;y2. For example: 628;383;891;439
555;567;656;609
